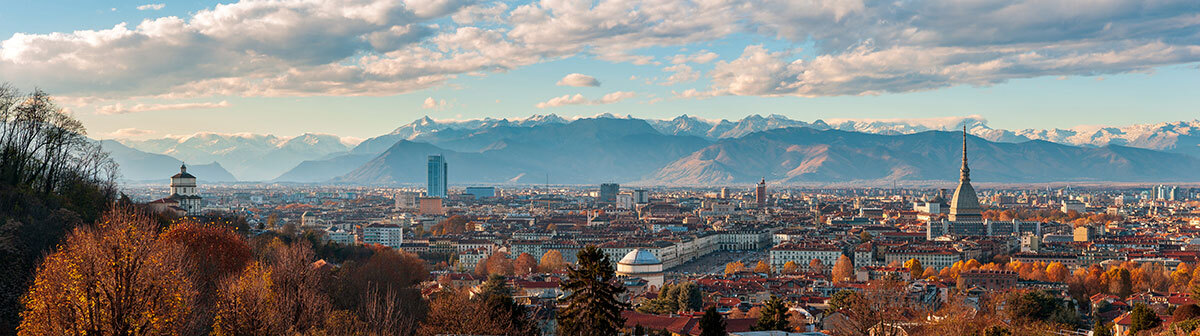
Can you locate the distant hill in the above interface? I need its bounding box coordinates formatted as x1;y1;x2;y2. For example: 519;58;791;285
101;140;237;182
646;128;1200;185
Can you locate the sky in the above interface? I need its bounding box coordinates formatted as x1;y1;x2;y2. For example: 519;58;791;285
1;0;1199;140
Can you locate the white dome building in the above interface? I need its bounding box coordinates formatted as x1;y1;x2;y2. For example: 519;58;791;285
616;249;664;290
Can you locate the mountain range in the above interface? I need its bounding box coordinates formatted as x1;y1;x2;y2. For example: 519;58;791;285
105;114;1200;185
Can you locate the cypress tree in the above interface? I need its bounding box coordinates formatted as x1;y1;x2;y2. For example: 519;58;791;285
1128;303;1161;334
699;306;727;336
557;245;629;336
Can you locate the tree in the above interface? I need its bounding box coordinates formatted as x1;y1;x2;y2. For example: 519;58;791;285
18;208;194;336
751;295;790;331
829;278;911;335
1003;290;1080;326
162;221;254;333
724;261;745;275
1046;262;1068;282
1108;268;1133;298
828;290;858;310
904;258;923;279
633;324;646;336
676;282;703;312
540;249;566;272
558;246;628;336
860;231;873;242
808;258;824;274
1175;303;1200;322
484;251;514;276
782;261;799;274
1128;303;1161;334
832;255;854;283
1092;319;1112;336
754;261;772;275
514;252;538;275
212;262;284;335
699;306;727;336
419;288;534;336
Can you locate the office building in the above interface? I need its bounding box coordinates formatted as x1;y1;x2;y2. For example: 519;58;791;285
465;186;496;199
633;189;650;204
599;183;619;204
755;178;766;207
427;155;447;197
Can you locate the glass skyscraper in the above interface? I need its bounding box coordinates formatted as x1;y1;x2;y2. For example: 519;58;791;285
427;155;447;197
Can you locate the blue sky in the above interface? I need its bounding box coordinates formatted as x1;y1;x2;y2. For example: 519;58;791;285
1;0;1199;140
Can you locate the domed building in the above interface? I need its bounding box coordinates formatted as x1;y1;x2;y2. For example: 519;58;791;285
616;249;663;290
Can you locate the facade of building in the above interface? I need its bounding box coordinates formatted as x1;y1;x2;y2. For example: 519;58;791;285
162;164;202;215
615;249;664;290
599;183;620;204
464;186;496;199
427;155;447;198
958;269;1018;291
633;189;650;204
616;193;634;210
419;197;445;215
755;178;767;207
769;242;843;271
362;223;404;249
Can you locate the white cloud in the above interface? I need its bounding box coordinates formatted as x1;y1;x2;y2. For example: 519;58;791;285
422;97;450;110
670;50;719;64
96;100;231;115
136;3;165;11
556;73;600;87
660;64;699;85
3;0;1200;101
107;128;157;138
535;91;635;108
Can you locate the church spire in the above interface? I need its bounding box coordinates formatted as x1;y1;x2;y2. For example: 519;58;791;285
960;125;969;182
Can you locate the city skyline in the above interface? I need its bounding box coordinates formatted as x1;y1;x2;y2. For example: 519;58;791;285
2;0;1199;139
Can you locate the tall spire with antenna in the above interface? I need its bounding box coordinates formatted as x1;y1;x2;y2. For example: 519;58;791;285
960;125;969;182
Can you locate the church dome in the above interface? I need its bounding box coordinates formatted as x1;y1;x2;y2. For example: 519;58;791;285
619;249;661;265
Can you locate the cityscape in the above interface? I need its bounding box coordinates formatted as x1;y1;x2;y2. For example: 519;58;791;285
3;1;1200;336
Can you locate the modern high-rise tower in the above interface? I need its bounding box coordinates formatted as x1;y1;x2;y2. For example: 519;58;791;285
755;178;766;207
599;183;619;204
948;126;982;221
427;155;447;198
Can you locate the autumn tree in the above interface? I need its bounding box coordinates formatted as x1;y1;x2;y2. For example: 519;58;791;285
540;249;566;272
829;278;912;335
808;259;824;274
558;246;628;336
782;261;799;275
480;251;514;276
19;208;194;335
832;255;854;283
514;252;538;275
330;246;428;335
904;258;923;279
754;261;773;275
162;221;254;333
421;275;534;335
212;262;283;335
1107;268;1133;298
1046;262;1068;283
725;261;746;275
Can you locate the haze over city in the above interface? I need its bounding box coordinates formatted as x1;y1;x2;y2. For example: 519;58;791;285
2;1;1200;336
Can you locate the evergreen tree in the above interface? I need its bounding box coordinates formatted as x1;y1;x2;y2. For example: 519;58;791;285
558;245;628;336
751;295;790;331
632;324;645;336
1092;319;1112;336
1128;303;1161;334
699;306;727;336
677;282;703;312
